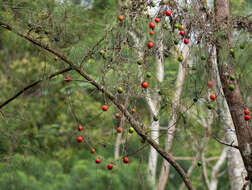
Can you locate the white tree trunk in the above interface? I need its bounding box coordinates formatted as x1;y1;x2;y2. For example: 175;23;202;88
157;45;189;190
147;29;164;184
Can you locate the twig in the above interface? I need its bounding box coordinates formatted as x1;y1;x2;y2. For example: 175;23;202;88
0;67;72;109
214;137;239;149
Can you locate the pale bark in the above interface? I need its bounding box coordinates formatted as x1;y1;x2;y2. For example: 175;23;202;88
157;45;189;190
147;29;164;183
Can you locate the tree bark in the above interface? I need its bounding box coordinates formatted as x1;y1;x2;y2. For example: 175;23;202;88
208;44;247;190
214;0;252;181
157;45;189;190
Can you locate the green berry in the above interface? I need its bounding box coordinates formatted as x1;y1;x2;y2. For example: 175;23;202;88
129;127;134;134
178;56;184;62
153;116;159;121
207;104;214;110
151;2;156;7
174;24;179;29
197;161;202;167
146;72;152;78
230;75;235;81
137;59;143;65
229;84;235;91
174;40;179;45
193;97;198;102
201;55;207;60
117;87;123;93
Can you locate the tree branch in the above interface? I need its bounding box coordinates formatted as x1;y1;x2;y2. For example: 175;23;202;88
214;137;239;149
0;21;195;190
0;67;72;109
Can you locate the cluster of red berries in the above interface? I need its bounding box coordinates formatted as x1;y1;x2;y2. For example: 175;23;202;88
244;109;250;121
76;125;84;142
95;157;129;170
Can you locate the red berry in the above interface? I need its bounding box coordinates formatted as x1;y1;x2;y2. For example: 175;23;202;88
95;158;101;164
102;105;109;111
184;38;189;44
141;82;148;88
76;137;83;142
208;81;214;87
210;94;216;100
123;157;129;164
245;176;249;181
78;125;83;131
179;30;185;36
149;30;154;35
166;10;171;16
149;22;155;29
91;148;96;153
147;41;154;49
244;109;250;115
118;16;124;21
155;18;160;23
117;127;123;133
65;76;71;82
107;163;113;170
245;115;250;121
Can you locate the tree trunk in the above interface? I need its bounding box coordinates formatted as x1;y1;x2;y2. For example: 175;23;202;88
147;28;164;184
208;44;247;190
157;45;189;190
214;0;252;181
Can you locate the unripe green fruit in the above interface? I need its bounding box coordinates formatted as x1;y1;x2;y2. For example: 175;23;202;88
201;55;207;60
153;116;159;121
129;127;134;134
117;87;123;93
229;84;235;91
174;40;179;45
178;56;184;62
137;59;143;65
230;75;235;81
207;104;214;110
146;72;152;78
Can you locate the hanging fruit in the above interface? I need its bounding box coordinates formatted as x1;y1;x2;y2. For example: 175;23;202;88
149;30;155;35
78;125;84;131
244;109;250;115
131;108;136;113
184;38;189;44
95;158;101;164
149;22;155;29
76;137;83;142
91;149;96;153
117;87;123;94
147;41;154;49
153;115;159;121
65;76;72;82
118;16;124;21
141;81;149;88
179;30;185;36
244;115;250;121
210;94;216;100
208;81;214;87
115;113;121;118
178;56;184;62
179;25;184;31
117;127;123;133
107;164;113;170
201;55;207;60
229;85;235;91
123;157;129;164
155;18;160;23
166;10;171;16
129;127;134;133
102;105;109;111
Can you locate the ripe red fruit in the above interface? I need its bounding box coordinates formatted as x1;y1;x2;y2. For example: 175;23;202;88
147;41;154;49
141;82;148;88
118;15;124;21
179;30;185;36
117;127;123;133
76;137;83;142
102;105;109;111
149;22;155;29
210;94;216;100
245;115;250;121
65;76;71;82
244;109;250;115
78;125;83;131
208;81;214;87
107;163;113;170
155;18;160;23
184;38;189;44
95;158;101;164
123;157;129;164
149;30;155;35
166;10;171;16
91;148;96;153
245;176;249;181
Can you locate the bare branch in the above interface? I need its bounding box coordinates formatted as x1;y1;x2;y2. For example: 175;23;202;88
214;137;239;149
